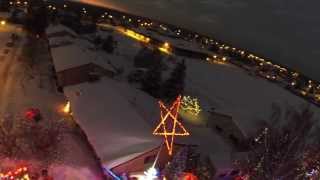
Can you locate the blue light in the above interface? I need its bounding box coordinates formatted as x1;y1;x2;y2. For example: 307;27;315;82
103;167;121;180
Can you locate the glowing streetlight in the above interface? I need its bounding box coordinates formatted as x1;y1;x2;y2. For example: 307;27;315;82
0;20;6;26
158;42;171;54
222;57;227;61
163;42;170;48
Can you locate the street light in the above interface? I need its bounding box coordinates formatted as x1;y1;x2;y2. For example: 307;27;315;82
0;20;6;26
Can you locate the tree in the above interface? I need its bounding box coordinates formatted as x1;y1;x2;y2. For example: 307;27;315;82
93;35;102;47
22;119;64;165
25;0;48;36
134;48;163;68
236;105;319;180
141;65;162;98
162;60;186;102
0;114;64;166
22;37;38;69
102;35;115;54
163;147;188;179
0;0;9;11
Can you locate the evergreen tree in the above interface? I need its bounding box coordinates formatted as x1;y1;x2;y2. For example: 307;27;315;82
134;47;163;68
163;147;188;179
0;0;9;11
25;0;48;36
93;35;102;47
102;35;115;54
236;105;319;179
141;65;162;98
162;59;186;102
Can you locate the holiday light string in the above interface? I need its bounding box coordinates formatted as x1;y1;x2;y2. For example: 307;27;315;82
181;96;201;116
153;95;190;155
0;166;30;180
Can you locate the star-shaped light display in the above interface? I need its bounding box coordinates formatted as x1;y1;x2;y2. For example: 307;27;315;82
153;95;190;155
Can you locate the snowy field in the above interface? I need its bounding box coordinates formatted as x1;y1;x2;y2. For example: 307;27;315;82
73;0;320;82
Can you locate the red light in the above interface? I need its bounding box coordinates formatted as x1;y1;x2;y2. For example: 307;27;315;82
24;108;40;121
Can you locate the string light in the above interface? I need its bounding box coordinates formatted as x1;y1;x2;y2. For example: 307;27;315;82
121;29;150;43
0;166;30;180
181;96;201;116
153;96;190;156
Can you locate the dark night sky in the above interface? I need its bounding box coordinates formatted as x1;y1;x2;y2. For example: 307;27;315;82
75;0;320;81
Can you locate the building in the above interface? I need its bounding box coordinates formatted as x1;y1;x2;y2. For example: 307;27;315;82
46;24;235;179
46;24;116;89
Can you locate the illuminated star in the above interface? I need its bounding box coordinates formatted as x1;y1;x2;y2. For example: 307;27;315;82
153;95;190;155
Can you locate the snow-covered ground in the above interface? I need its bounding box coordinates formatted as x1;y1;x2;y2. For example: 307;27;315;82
75;0;320;81
45;23;320;175
183;59;320;133
0;23;105;179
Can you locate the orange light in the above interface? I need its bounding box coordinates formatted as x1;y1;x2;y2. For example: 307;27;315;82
63;101;71;114
0;167;30;180
0;20;6;26
158;42;171;54
122;29;150;43
153;95;190;155
158;47;170;54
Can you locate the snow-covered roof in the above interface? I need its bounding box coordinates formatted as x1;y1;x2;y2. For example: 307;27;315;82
64;78;159;168
50;41;93;72
46;24;77;37
47;26;115;72
63;76;235;170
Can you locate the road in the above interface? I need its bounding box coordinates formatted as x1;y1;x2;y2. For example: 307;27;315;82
0;24;24;117
0;23;106;179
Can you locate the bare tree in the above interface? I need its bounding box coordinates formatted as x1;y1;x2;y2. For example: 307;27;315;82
21;119;64;165
236;105;319;180
0;116;64;166
0;118;25;158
